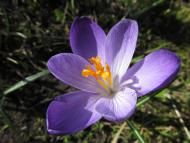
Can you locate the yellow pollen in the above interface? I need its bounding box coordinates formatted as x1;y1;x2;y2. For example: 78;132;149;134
82;56;112;88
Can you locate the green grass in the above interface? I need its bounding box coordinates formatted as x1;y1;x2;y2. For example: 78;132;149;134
0;0;190;143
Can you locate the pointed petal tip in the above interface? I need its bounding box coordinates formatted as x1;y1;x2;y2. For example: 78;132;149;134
124;18;138;23
120;18;138;28
71;16;97;30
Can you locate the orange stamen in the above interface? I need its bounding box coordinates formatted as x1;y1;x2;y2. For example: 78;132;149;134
82;56;112;90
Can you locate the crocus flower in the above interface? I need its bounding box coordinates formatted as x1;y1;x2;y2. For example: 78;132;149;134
46;17;180;135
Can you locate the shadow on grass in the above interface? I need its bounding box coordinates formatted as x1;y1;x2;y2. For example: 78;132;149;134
138;1;190;46
133;99;189;141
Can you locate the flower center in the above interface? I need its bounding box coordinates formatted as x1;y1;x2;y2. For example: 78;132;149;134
82;56;113;92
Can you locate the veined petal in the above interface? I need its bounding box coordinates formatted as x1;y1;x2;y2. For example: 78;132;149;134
105;19;138;80
70;17;106;62
47;53;99;93
46;91;102;135
96;88;137;122
121;49;180;96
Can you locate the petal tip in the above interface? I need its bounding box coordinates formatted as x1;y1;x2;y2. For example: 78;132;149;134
158;49;181;66
72;16;93;26
121;18;138;28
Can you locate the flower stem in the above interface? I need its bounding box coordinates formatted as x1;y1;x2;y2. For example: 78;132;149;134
127;120;146;143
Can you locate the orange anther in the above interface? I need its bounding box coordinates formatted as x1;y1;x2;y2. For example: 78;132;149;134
82;57;112;89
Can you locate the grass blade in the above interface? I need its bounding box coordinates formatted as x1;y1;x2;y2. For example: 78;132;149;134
137;88;167;108
127;120;146;143
166;93;190;140
134;0;165;18
0;107;14;130
0;69;49;129
111;122;127;143
3;70;49;95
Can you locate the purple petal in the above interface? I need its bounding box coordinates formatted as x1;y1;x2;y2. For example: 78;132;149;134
96;88;137;122
70;17;106;62
46;91;102;135
47;53;99;93
121;49;180;96
105;19;138;80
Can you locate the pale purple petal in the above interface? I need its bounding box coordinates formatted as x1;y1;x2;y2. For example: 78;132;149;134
105;19;138;80
47;53;98;93
70;17;106;62
96;88;137;122
46;91;102;135
121;49;180;96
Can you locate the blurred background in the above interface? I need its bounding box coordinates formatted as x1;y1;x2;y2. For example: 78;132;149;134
0;0;190;143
